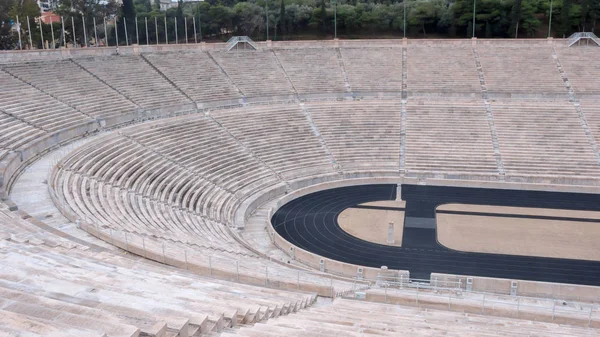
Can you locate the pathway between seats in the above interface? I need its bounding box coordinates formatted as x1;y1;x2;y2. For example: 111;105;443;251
9;134;118;250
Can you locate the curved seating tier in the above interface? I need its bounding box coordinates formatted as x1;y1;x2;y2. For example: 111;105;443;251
305;100;402;172
0;70;93;132
581;101;600;146
53;114;282;246
556;46;600;98
0;203;316;336
340;47;403;93
407;46;481;96
74;55;192;109
210;105;336;179
143;52;243;103
405;100;498;175
274;48;347;94
2;60;138;119
477;46;566;97
221;298;598;337
0;111;46;161
490;101;600;177
209;50;295;98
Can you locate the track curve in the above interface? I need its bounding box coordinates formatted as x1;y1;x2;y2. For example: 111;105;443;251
272;184;600;285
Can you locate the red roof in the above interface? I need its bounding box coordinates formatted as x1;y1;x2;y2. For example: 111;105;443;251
41;12;60;24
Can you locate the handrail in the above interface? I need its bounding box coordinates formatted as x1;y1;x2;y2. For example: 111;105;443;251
567;32;600;47
226;36;258;51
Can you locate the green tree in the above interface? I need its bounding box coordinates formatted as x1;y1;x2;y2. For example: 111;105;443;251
337;4;359;32
580;0;599;31
311;0;328;33
234;2;264;37
9;0;40;20
408;0;441;36
208;5;234;36
134;0;152;14
121;0;136;22
1;0;18;49
559;0;572;37
278;0;286;38
510;0;523;37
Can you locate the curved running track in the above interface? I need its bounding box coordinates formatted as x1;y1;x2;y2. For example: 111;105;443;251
272;184;600;285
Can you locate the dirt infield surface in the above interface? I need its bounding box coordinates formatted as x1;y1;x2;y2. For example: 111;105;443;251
338;200;405;247
436;203;600;261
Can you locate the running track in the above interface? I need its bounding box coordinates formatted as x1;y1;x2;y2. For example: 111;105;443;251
272;184;600;284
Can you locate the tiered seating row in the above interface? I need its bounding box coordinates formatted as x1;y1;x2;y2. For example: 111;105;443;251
75;55;192;109
478;47;566;96
491;101;600;177
210;105;336;179
221;298;598;337
0;70;93;132
306;100;402;171
144;52;243;103
0;111;47;160
407;46;481;95
2;60;138;119
405;101;498;175
275;49;347;94
341;47;403;93
209;50;296;98
52;114;285;255
556;47;600;97
0;204;316;336
580;101;600;146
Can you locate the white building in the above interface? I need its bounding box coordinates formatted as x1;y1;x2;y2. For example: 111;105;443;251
37;0;57;12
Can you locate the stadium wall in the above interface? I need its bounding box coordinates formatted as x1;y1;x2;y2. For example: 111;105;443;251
0;37;561;63
432;273;600;303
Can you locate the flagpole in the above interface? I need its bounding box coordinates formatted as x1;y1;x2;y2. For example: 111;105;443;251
50;16;56;48
16;16;22;49
472;0;476;37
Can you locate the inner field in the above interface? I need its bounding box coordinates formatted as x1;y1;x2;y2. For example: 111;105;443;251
436;204;600;261
337;200;406;247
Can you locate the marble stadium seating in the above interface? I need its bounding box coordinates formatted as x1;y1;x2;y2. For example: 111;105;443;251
1;41;600;336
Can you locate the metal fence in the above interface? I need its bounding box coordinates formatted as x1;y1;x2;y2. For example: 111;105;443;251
44;155;371;297
11;14;207;51
343;275;600;328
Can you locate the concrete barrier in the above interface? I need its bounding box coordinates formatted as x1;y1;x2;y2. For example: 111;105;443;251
432;273;600;303
0;38;567;63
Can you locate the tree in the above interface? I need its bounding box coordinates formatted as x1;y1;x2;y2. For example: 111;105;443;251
9;0;40;20
121;0;136;22
278;0;286;38
559;0;572;37
134;0;152;14
580;0;599;32
1;0;18;50
408;0;442;36
310;0;328;33
234;2;263;36
510;0;523;37
208;5;234;36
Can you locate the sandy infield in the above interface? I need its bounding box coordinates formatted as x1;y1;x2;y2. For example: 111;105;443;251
437;203;600;261
337;200;405;247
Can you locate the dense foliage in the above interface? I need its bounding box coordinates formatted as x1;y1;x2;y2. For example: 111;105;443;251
1;0;598;49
